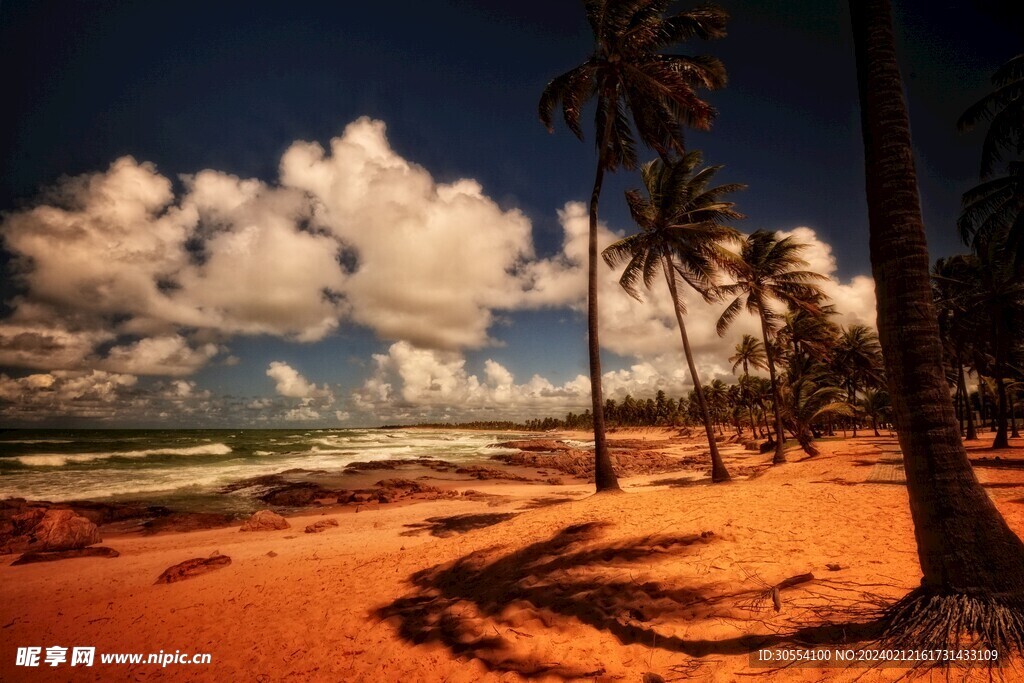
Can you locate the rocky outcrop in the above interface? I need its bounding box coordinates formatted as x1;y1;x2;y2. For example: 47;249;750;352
490;447;684;480
491;439;575;452
344;458;455;474
454;466;530;481
155;555;232;584
141;512;235;534
11;547;119;565
29;509;101;551
240;510;290;532
258;483;337;507
304;518;339;533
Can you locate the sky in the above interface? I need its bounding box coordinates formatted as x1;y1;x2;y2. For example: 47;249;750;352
0;0;1020;427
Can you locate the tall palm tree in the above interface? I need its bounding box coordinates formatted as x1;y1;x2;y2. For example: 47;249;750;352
958;54;1024;178
850;0;1024;652
539;0;729;492
602;153;741;481
715;231;827;464
933;256;980;440
729;334;767;438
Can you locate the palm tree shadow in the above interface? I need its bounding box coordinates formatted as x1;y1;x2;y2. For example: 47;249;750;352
376;522;885;677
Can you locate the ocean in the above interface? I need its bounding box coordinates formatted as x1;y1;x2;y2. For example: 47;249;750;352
0;428;535;513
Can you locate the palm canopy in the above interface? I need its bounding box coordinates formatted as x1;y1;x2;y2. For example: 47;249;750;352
602;151;744;303
729;334;767;374
958;54;1024;178
833;324;885;390
958;161;1024;264
715;230;828;336
539;0;728;170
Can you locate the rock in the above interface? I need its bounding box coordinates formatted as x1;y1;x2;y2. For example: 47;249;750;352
30;509;101;551
141;512;235;534
155;555;231;584
258;483;336;507
11;547;119;565
240;510;290;532
826;563;843;571
454;466;529;481
743;440;760;452
490;439;574;452
545;477;565;486
266;551;278;558
304;518;339;533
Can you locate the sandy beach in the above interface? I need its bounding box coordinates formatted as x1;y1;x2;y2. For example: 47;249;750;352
3;430;1023;681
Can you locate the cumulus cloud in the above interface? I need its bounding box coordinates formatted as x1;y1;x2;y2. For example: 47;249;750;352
0;370;138;421
280;117;536;349
266;361;332;400
100;336;221;376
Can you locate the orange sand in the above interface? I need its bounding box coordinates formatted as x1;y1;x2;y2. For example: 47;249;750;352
3;430;1024;682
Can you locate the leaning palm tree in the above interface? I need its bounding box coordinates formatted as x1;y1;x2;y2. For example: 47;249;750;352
539;0;729;492
715;231;827;464
781;369;853;457
851;0;1024;654
602;153;742;481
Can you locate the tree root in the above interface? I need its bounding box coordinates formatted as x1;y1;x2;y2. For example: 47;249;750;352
879;589;1024;672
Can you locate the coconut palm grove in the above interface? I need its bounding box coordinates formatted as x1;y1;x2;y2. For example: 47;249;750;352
1;0;1023;680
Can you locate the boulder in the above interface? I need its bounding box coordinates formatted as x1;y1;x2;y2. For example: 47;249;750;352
240;510;290;532
304;518;339;534
30;509;101;551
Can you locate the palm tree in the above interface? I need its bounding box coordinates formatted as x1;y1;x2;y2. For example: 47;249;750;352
716;231;827;464
850;0;1024;652
539;0;729;492
832;324;884;437
859;388;892;437
932;242;1024;449
729;334;767;439
781;368;853;457
958;54;1024;178
933;256;980;440
602;153;741;481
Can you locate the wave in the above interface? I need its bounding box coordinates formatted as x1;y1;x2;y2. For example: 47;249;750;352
14;443;232;467
2;439;74;444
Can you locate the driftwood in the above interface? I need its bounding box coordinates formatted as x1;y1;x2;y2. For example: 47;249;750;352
770;572;815;611
11;547;120;565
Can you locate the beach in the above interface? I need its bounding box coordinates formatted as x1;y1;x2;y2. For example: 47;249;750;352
3;429;1023;681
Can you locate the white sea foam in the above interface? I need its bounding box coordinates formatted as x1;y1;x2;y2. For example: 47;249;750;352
15;443;232;467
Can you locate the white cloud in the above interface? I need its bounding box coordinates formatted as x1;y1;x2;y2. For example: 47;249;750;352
100;335;221;376
279;117;537;349
266;361;332;400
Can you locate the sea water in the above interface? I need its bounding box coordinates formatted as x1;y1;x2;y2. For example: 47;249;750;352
0;428;527;512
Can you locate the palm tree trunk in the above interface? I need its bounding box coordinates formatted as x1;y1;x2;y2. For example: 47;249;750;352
664;257;730;482
587;155;619;493
757;308;786;464
1011;392;1020;439
992;322;1010;449
851;0;1024;634
958;354;978;440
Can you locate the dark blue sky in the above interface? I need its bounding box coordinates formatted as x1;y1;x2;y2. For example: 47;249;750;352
0;0;1020;425
3;0;1019;271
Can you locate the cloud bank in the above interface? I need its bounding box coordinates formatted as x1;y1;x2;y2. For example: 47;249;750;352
0;117;876;424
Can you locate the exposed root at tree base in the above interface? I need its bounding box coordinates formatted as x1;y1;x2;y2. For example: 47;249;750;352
877;589;1024;675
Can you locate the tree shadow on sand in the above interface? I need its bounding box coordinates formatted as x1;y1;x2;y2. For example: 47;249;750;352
400;513;519;538
376;522;887;677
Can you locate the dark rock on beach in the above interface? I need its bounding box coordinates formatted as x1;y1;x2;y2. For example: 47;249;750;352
240;510;290;532
11;547;120;565
155;555;232;584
